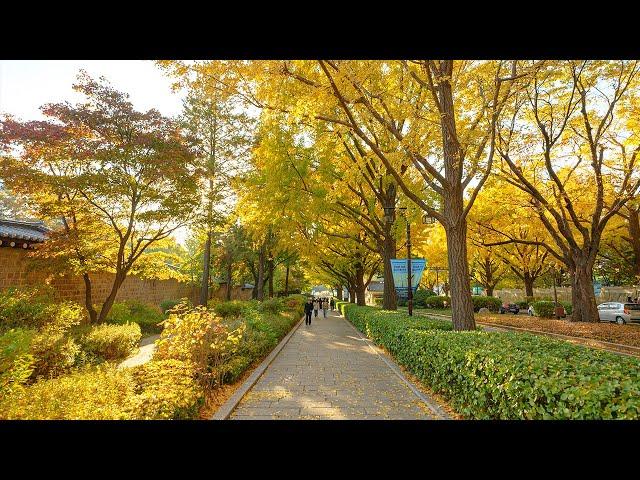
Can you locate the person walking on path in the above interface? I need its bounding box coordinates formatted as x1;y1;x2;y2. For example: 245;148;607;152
330;297;335;311
304;298;314;325
313;298;319;319
322;298;329;318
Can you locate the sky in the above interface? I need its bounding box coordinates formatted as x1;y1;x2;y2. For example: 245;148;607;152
0;60;191;244
0;60;184;120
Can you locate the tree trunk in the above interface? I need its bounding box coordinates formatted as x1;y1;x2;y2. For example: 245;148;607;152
284;265;290;296
628;209;640;277
268;254;274;298
97;271;126;323
524;273;535;299
355;282;366;306
349;288;356;303
336;285;343;301
570;256;599;323
83;273;98;323
381;235;398;310
225;260;232;301
486;286;494;297
444;213;476;330
199;230;212;306
256;248;265;301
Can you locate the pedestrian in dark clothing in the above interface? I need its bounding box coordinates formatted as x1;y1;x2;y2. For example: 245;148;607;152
304;299;314;325
330;298;335;311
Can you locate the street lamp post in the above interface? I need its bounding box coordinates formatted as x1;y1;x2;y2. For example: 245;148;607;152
383;206;437;317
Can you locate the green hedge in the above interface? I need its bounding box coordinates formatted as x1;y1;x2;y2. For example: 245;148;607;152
342;304;640;419
531;301;573;318
472;296;502;312
413;289;436;307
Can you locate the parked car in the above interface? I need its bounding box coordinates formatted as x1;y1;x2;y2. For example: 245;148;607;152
499;303;520;314
597;302;640;325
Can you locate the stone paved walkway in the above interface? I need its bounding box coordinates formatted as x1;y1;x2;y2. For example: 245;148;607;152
230;310;443;420
118;334;160;369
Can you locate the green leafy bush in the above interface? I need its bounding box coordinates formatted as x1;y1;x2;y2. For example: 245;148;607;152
413;289;436;307
516;300;530;309
0;286;86;332
258;297;284;315
343;304;640;419
212;300;247;318
131;359;203;419
424;296;451;309
472;296;502;312
77;323;141;361
103;301;164;334
0;328;35;400
531;301;557;318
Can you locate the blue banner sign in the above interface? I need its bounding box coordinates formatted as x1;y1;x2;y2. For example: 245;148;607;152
391;258;426;300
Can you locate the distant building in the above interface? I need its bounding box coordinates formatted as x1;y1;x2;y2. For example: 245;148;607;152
366;280;384;306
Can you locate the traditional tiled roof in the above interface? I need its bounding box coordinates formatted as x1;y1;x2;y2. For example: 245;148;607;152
0;218;49;243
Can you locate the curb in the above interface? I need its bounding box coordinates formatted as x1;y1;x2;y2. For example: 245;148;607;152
339;313;451;420
211;316;305;420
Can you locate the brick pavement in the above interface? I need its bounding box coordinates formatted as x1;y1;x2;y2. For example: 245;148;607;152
230;309;443;420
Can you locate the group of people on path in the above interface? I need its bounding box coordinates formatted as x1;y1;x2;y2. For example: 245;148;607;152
304;296;336;325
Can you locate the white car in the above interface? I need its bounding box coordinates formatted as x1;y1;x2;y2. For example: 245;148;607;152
597;302;640;325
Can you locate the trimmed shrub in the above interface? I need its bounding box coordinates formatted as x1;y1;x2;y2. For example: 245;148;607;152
516;300;530;309
343;304;640;419
413;289;436;307
472;296;502;313
424;296;451;309
531;301;557;318
131;359;203;420
77;323;141;361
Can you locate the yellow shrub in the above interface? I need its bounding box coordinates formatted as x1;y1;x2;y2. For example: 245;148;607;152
131;359;203;419
0;365;137;420
78;323;141;361
154;306;245;390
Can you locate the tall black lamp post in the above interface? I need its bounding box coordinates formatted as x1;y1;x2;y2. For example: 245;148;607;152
383;207;437;317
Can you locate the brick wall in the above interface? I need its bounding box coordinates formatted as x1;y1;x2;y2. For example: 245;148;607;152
0;247;199;307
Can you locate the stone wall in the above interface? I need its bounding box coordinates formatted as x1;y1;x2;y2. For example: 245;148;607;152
0;246;199;308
